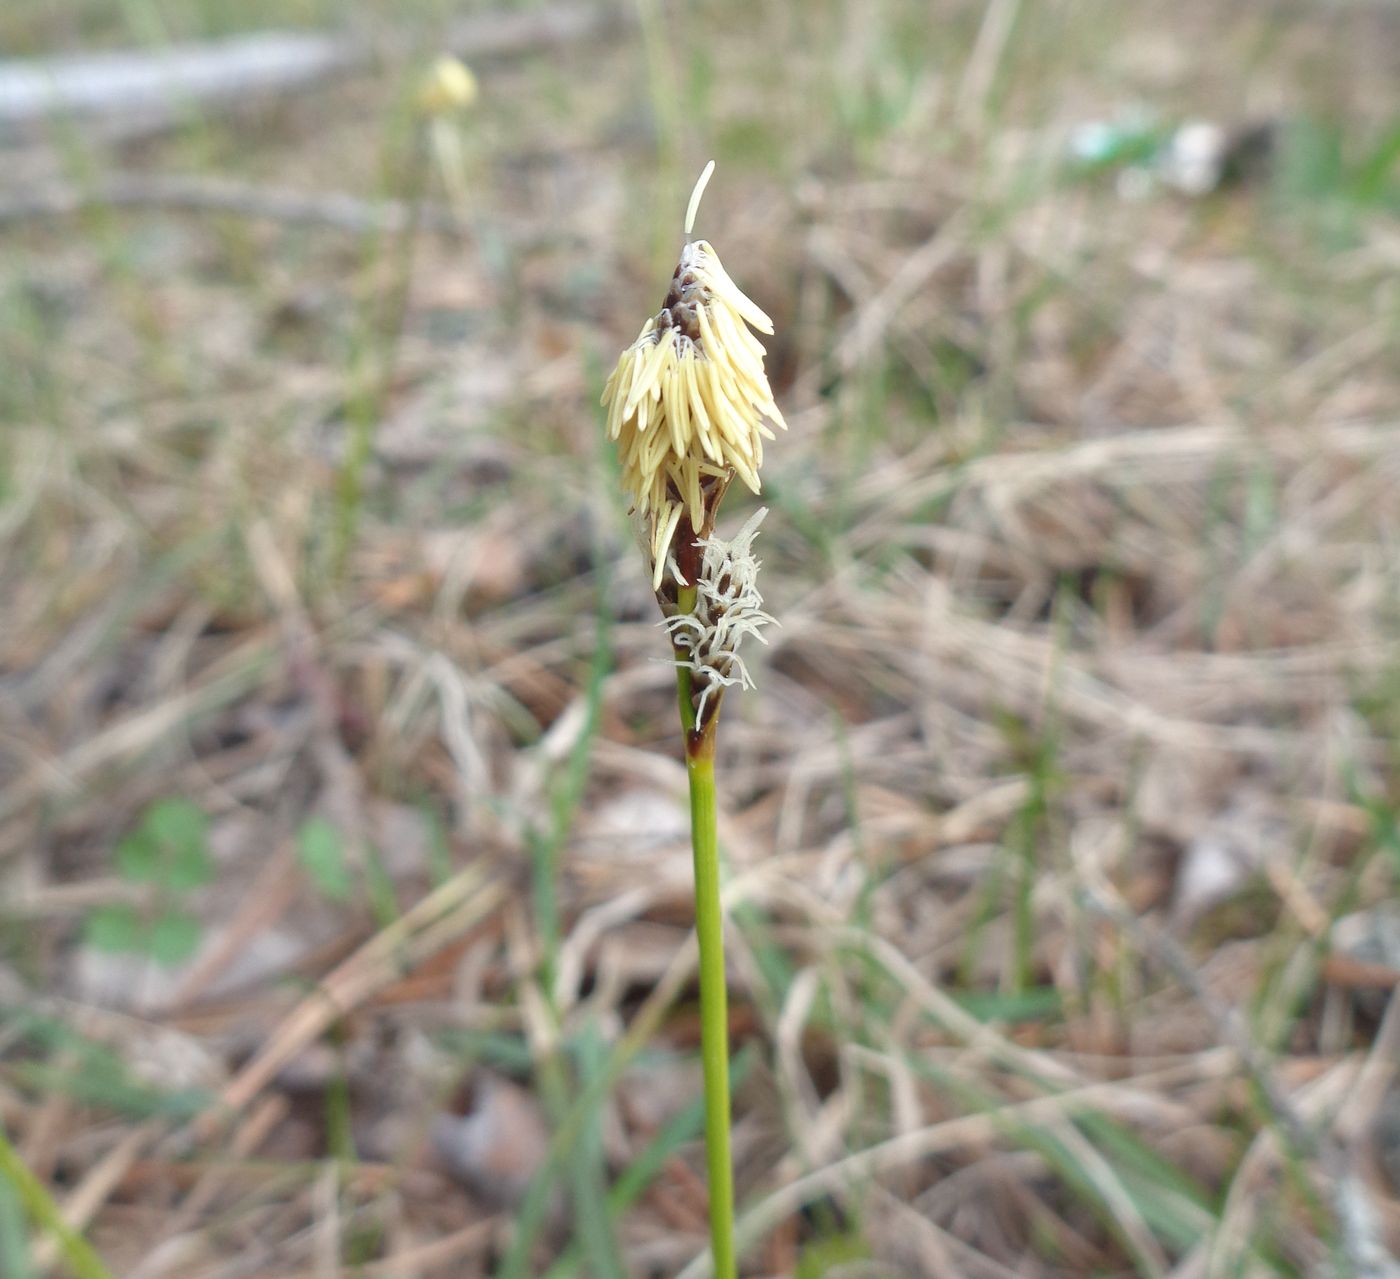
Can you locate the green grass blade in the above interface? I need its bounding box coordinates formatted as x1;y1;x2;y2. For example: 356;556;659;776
565;1022;626;1279
0;1171;36;1279
0;1124;116;1279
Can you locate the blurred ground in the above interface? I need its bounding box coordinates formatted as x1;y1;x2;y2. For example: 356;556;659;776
3;1;1400;1276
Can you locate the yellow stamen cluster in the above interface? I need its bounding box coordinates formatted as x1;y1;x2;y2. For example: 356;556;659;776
601;239;785;590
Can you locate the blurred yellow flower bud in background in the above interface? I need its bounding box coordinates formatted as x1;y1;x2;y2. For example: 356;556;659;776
417;55;478;117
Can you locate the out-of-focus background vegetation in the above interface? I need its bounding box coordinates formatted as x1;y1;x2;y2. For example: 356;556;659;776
3;1;1400;1275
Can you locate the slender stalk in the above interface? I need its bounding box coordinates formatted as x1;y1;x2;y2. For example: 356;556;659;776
601;169;779;1279
682;687;736;1279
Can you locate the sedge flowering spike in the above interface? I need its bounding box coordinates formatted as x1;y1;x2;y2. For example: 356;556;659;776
664;508;775;721
600;238;786;591
604;168;775;1279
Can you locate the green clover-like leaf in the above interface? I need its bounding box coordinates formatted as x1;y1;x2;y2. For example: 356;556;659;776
148;911;203;967
144;798;213;889
297;817;353;902
84;904;144;953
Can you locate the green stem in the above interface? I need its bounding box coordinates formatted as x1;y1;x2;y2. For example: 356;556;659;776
685;717;736;1279
674;578;736;1274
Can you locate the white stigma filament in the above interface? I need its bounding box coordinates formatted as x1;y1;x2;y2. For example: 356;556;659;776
663;508;775;719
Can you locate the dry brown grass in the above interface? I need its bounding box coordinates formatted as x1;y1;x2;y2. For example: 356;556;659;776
3;1;1400;1276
